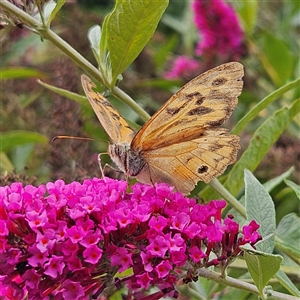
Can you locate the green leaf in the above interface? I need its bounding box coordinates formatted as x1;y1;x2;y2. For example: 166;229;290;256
162;3;196;55
284;179;300;199
1;34;41;66
224;98;300;198
276;213;300;264
19;90;44;108
235;0;258;35
192;277;218;299
232;77;300;135
214;287;249;300
37;80;90;108
0;68;47;79
105;0;169;86
153;34;178;72
275;269;300;297
11;144;35;172
0;152;14;173
99;15;111;84
242;244;282;298
46;0;66;27
161;13;185;34
0;131;48;153
259;32;296;87
244;170;276;253
263;167;295;193
138;78;181;90
34;1;55;25
88;25;102;67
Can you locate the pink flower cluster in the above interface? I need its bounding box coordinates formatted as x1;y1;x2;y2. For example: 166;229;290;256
0;178;261;300
193;0;244;58
164;56;200;79
164;1;244;80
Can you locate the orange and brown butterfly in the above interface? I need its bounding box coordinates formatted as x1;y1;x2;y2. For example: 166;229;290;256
81;62;244;195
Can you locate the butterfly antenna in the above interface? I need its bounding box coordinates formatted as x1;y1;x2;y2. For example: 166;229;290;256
52;136;94;142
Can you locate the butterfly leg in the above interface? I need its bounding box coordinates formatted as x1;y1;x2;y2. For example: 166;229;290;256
97;153;107;180
103;163;125;180
98;153;125;180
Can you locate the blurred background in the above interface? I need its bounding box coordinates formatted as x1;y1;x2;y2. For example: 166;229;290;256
1;1;299;218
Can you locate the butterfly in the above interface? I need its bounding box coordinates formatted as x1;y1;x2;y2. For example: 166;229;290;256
81;62;244;195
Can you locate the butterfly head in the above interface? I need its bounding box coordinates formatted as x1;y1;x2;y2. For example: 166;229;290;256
108;143;129;174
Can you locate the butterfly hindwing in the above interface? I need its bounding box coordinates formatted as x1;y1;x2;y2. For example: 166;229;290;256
137;128;240;194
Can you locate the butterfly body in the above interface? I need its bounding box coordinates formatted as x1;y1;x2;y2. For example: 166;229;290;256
108;143;146;177
82;62;244;195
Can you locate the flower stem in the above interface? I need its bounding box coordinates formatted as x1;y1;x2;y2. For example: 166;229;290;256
210;178;246;218
198;268;298;300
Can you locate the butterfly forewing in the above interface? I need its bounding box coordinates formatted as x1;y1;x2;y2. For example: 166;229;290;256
132;62;243;151
81;75;135;144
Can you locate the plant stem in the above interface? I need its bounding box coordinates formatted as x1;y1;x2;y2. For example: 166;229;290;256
198;268;299;300
210;178;246;217
0;0;150;122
